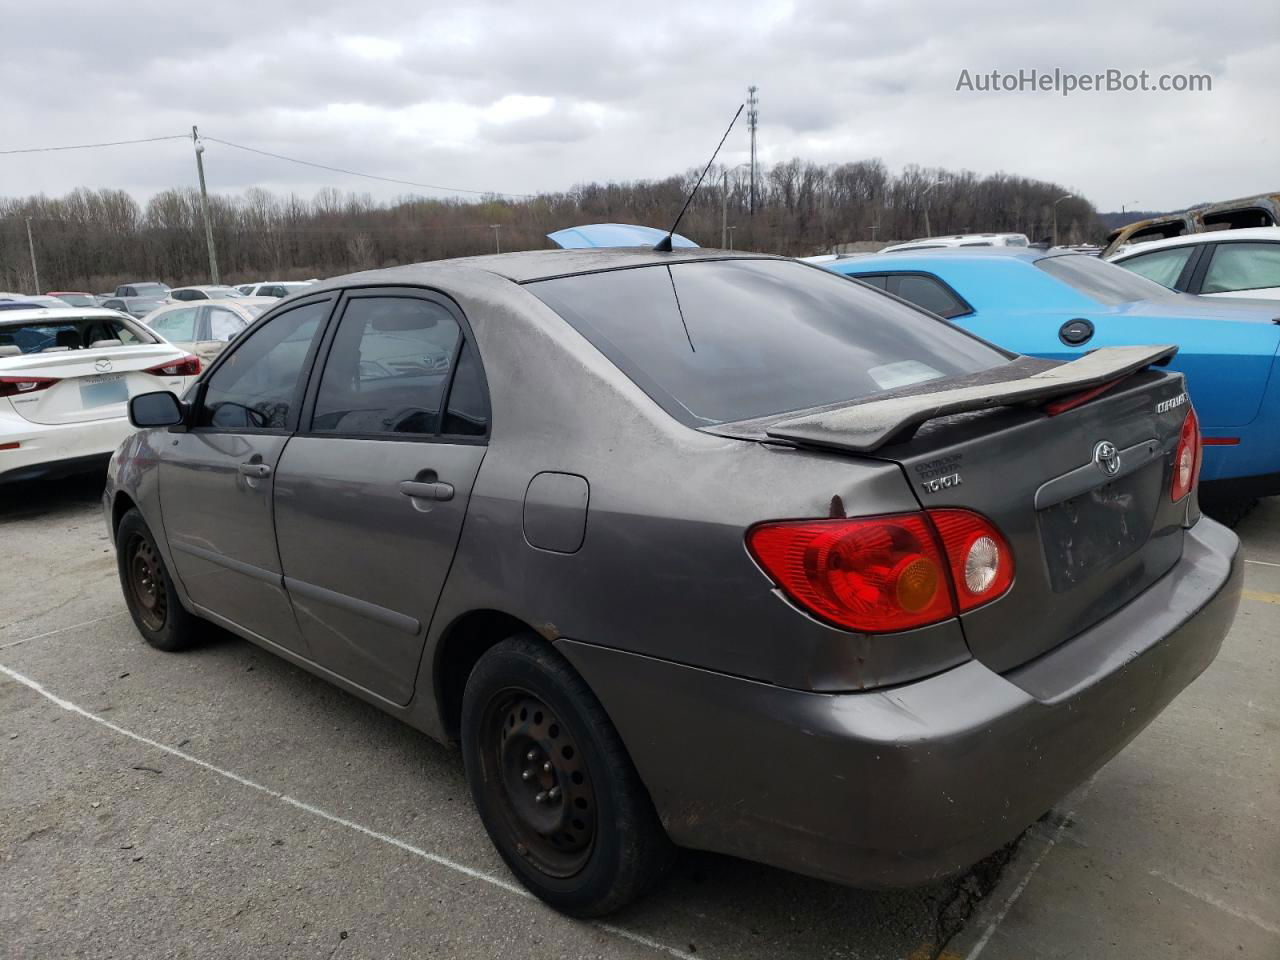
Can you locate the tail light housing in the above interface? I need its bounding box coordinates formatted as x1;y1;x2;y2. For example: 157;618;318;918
1170;406;1202;502
746;509;1013;633
929;509;1015;612
0;375;56;398
145;354;201;377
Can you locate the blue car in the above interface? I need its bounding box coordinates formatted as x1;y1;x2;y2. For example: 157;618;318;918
821;248;1280;502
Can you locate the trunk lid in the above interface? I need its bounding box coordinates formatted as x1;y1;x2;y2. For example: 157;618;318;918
712;347;1196;672
869;369;1193;671
1;344;191;425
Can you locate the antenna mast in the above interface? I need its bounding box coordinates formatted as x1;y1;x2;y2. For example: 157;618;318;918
747;85;759;215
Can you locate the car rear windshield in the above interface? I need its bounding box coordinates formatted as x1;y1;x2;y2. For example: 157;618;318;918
527;258;1008;426
131;283;169;296
1036;254;1174;304
0;316;153;354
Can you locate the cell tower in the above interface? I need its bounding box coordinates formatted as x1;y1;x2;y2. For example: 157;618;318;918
747;85;759;215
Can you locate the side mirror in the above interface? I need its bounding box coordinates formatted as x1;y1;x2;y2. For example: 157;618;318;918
129;391;185;428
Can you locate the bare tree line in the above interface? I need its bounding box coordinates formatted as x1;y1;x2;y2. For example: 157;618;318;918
0;159;1101;292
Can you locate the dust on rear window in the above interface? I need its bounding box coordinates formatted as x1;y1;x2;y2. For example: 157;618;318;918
527;258;1007;426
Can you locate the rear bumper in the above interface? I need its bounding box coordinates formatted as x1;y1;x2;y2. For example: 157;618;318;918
557;519;1241;888
0;412;131;485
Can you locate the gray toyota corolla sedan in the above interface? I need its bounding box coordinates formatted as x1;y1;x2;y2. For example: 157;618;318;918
104;247;1242;916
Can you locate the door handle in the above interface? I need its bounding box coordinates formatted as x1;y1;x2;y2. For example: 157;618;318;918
399;479;454;502
239;462;272;479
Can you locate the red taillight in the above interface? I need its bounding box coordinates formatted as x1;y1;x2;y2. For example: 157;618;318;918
1171;406;1202;502
145;354;201;377
928;509;1015;612
746;510;1013;633
0;375;57;398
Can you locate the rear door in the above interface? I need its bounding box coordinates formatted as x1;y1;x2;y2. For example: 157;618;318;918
196;304;252;364
1195;240;1280;300
272;288;489;704
160;295;334;652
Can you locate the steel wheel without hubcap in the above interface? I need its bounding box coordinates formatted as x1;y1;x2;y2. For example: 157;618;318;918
126;534;168;632
483;690;597;878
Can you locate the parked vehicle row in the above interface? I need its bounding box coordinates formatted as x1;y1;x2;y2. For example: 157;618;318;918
821;247;1280;508
105;246;1240;918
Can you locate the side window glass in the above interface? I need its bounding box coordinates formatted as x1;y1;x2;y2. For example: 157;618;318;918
891;275;969;319
443;340;490;437
312;297;460;437
1119;247;1193;288
854;274;889;290
197;300;328;430
207;307;247;341
149;307;199;341
1202;242;1280;294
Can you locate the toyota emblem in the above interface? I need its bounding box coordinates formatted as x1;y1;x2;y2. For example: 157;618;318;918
94;358;113;373
1093;440;1120;477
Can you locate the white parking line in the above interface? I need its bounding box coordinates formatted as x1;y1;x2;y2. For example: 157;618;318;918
962;778;1097;960
1148;869;1280;937
0;661;697;960
1245;558;1280;568
0;612;127;650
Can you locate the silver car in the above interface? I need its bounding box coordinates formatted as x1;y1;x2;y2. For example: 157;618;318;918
104;249;1241;916
142;298;275;365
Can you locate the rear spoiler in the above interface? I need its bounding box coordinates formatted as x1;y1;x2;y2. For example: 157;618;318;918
757;345;1178;454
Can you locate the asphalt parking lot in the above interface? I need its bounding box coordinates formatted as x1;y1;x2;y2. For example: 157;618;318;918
1;476;1277;960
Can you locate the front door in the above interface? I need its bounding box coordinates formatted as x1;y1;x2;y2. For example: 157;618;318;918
273;290;490;704
160;296;333;653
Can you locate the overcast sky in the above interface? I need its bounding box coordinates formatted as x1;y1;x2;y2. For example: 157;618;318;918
1;0;1276;213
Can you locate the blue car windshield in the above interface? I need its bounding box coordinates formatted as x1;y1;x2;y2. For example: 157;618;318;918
1036;254;1174;305
528;258;1009;426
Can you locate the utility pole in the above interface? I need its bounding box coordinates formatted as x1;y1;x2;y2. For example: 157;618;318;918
25;218;39;294
747;85;758;216
490;224;502;254
721;170;729;249
921;179;944;238
192;126;220;284
1053;194;1073;246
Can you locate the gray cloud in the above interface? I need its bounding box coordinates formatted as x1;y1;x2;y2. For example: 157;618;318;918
0;0;1276;211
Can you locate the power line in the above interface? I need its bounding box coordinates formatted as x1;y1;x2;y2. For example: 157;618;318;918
201;136;535;200
0;130;535;201
0;135;189;155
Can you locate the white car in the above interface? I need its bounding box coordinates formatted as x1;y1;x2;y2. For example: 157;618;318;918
878;233;1030;254
1108;226;1280;301
0;307;200;485
142;298;273;364
236;281;315;298
167;285;246;302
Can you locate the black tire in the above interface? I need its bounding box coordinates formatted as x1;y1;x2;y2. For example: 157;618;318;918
116;507;201;652
1200;495;1257;529
461;636;673;916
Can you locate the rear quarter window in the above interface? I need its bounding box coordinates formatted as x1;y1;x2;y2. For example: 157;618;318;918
527;258;1007;426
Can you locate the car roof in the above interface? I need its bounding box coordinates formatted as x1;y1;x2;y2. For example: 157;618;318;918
1113;226;1280;258
312;247;777;289
0;307;129;323
836;246;1058;267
